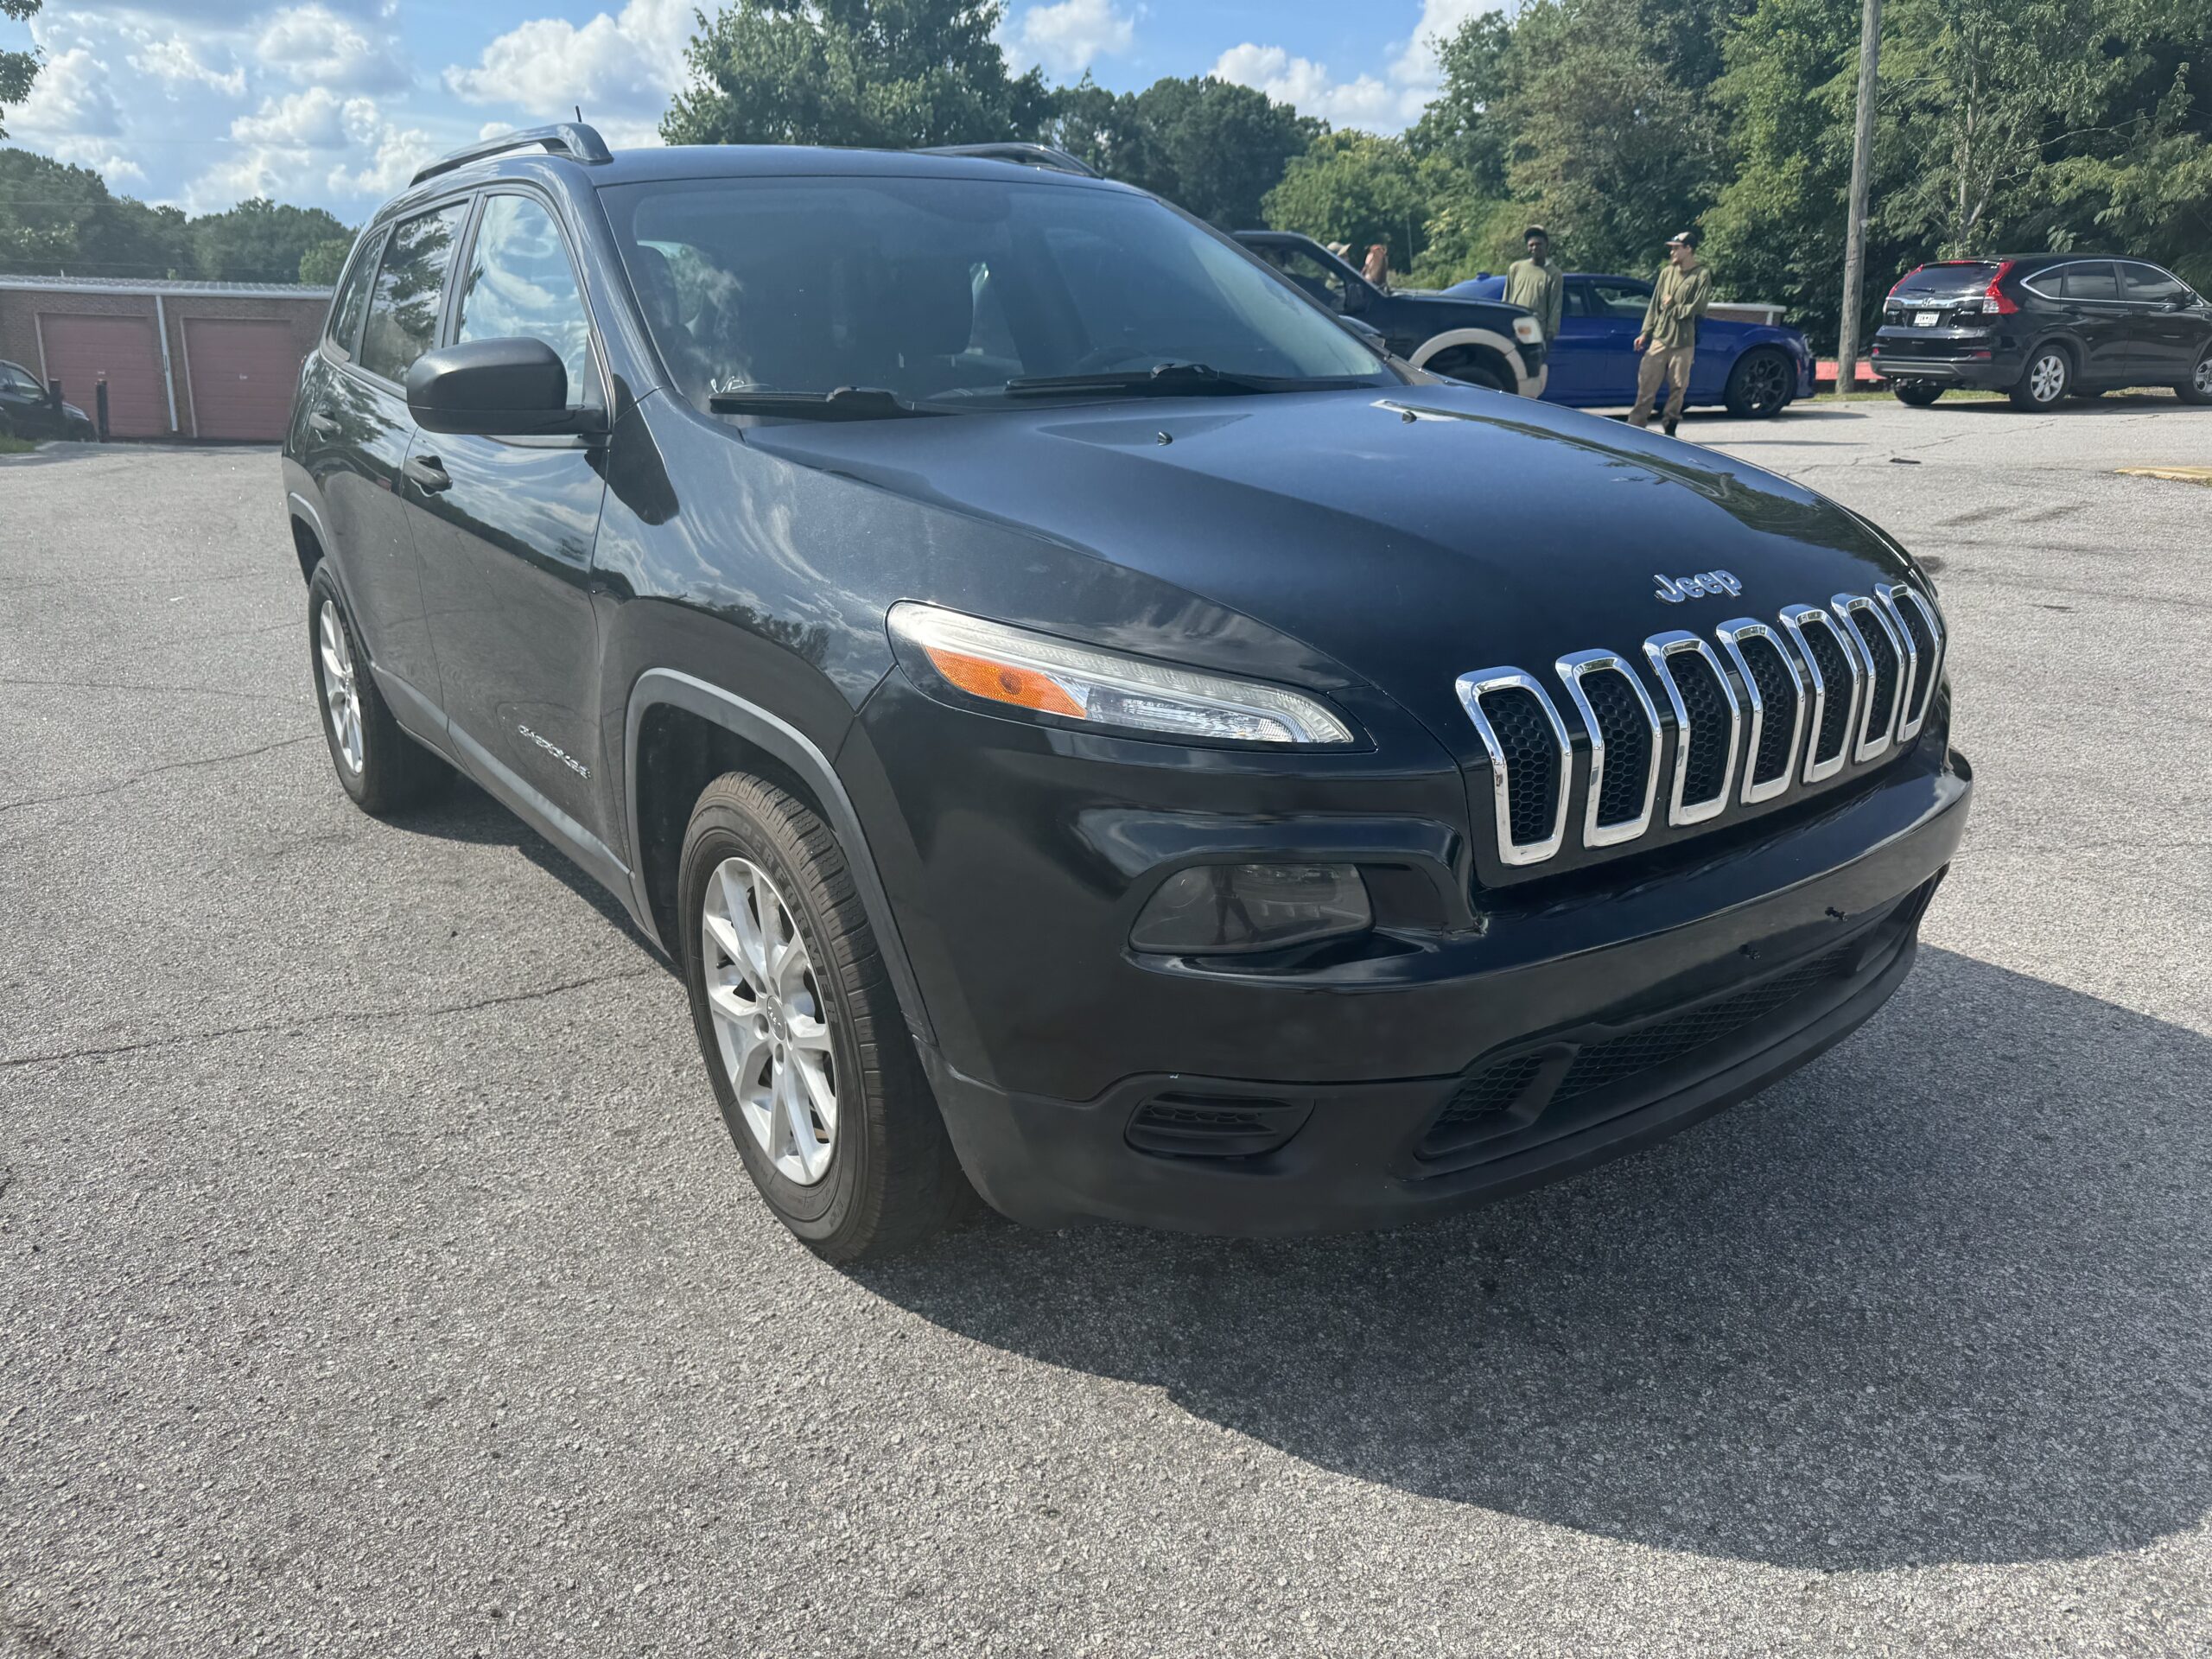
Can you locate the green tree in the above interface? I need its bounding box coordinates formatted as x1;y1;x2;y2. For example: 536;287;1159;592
664;0;1051;148
188;197;352;283
0;147;190;277
1051;75;1317;228
1;0;39;143
1262;130;1439;274
299;237;353;286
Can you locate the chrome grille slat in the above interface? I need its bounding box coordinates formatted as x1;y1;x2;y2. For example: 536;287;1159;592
1555;649;1662;848
1454;668;1572;866
1831;593;1906;763
1457;585;1944;868
1777;603;1859;783
1713;618;1807;805
1643;631;1741;827
1876;582;1944;741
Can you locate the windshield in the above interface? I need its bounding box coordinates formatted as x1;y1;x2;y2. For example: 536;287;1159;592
598;174;1394;410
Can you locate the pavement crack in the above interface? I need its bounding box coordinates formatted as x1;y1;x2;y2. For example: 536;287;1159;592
0;968;663;1071
0;677;292;704
0;734;319;817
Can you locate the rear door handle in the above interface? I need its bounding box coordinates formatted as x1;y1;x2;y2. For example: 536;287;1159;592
307;410;339;437
404;454;452;494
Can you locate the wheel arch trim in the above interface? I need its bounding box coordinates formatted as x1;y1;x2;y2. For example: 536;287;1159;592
1409;327;1539;396
622;668;936;1046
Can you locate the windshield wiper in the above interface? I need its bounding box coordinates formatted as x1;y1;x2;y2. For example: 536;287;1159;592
707;385;944;420
1002;361;1312;397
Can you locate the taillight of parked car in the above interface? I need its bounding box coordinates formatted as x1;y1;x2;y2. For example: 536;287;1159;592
1980;260;2019;315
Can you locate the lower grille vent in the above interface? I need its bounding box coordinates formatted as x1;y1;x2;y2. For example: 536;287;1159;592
1126;1092;1312;1159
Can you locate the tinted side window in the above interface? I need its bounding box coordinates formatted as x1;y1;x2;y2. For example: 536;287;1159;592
1586;279;1649;318
1;361;41;392
2060;263;2119;302
453;194;596;405
2123;263;2188;305
359;202;468;384
327;230;384;360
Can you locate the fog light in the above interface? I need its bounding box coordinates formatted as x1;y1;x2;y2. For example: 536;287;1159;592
1129;863;1371;956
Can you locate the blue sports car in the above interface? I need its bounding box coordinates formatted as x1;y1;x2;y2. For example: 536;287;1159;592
1451;271;1815;417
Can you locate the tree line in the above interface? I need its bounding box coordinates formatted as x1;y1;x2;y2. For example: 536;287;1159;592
3;0;2207;335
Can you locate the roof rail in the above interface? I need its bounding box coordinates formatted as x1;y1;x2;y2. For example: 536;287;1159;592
917;143;1100;179
410;122;613;188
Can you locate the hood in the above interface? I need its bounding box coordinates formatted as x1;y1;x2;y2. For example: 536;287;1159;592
742;386;1927;758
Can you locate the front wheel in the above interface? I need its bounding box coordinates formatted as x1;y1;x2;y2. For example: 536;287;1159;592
1427;350;1510;393
1893;382;1944;407
2010;346;2070;409
1724;347;1794;417
678;772;973;1263
2177;349;2212;405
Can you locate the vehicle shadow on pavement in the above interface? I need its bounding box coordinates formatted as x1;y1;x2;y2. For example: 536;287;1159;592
396;776;674;969
860;947;2210;1572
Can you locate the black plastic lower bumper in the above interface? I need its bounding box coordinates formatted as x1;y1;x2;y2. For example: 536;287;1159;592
919;768;1967;1236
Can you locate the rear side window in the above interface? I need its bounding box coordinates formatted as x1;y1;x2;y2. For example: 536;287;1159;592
359;201;468;384
1585;278;1649;318
2124;263;2189;305
2058;263;2119;301
326;230;383;361
1891;263;2001;299
453;194;597;406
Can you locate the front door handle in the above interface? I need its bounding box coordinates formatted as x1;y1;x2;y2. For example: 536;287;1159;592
307;410;339;437
404;454;452;494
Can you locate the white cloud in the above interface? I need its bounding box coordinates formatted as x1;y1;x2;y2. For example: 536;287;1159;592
1003;0;1136;76
129;36;248;98
196;86;434;210
1210;42;1419;130
256;5;410;93
10;46;126;141
443;0;691;129
1391;0;1497;90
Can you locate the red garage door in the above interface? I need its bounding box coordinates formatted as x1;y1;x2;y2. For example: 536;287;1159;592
39;312;168;437
184;318;302;441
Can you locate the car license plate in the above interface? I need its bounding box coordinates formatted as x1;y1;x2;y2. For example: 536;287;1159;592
1914;310;1940;327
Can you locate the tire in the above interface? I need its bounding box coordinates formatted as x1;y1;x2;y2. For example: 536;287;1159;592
2177;349;2212;405
1724;347;1793;417
678;771;973;1263
1429;350;1510;393
1892;382;1944;407
306;563;450;815
2009;345;2071;410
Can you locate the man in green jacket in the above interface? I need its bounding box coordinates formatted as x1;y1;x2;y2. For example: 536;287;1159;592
1630;231;1713;436
1503;226;1563;346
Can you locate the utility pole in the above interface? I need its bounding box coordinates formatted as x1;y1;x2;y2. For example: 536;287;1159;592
1834;0;1884;396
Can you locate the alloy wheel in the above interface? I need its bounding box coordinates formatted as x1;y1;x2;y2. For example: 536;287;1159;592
1743;353;1789;412
700;855;838;1185
2028;353;2067;404
317;601;364;774
2195;356;2212;397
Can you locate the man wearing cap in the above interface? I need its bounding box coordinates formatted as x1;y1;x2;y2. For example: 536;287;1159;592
1503;226;1563;346
1630;231;1712;436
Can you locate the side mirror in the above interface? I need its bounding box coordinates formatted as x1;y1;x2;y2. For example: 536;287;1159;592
406;337;592;436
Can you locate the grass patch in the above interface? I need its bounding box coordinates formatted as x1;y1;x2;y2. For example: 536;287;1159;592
0;433;39;455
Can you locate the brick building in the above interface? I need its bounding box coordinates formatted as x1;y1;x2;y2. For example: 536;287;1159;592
0;275;333;442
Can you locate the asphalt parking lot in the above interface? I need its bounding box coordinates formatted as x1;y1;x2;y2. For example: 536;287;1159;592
4;394;2210;1656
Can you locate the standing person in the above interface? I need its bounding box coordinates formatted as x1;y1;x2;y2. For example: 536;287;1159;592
1630;231;1712;436
1362;243;1389;289
1503;226;1564;346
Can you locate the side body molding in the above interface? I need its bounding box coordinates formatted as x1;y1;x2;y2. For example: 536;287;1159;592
622;668;937;1046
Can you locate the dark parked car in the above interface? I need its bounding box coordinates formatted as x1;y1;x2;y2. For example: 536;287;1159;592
1234;230;1548;395
283;126;1969;1261
0;358;94;441
1873;255;2212;409
1452;271;1815;417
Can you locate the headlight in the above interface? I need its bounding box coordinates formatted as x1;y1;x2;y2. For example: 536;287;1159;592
888;603;1354;746
1511;315;1542;346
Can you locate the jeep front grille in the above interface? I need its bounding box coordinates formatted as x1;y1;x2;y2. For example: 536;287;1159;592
1459;589;1944;868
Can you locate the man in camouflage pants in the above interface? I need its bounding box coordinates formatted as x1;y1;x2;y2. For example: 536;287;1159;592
1630;231;1712;437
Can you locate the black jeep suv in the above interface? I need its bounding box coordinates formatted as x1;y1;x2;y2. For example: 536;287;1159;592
1233;230;1548;395
1874;255;2212;409
283;126;1970;1261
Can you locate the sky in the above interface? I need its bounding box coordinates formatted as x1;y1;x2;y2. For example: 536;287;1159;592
0;0;1494;221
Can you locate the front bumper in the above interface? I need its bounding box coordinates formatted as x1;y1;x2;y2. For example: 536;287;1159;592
852;672;1972;1234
